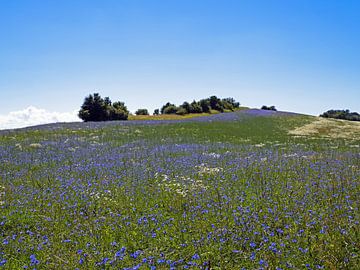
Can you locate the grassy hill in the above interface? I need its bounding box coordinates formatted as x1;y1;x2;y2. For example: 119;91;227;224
0;109;359;269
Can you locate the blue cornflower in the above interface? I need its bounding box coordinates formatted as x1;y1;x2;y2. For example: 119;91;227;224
30;254;39;266
0;259;7;266
130;250;141;259
192;253;200;260
250;242;256;248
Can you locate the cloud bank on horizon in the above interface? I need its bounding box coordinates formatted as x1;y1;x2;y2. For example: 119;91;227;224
0;106;80;130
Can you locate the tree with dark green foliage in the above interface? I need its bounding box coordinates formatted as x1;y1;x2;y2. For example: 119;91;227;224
160;102;176;114
190;100;203;113
108;101;129;120
78;93;129;121
153;109;160;115
135;109;149;115
199;99;211;113
175;107;187;115
180;102;192;114
222;97;240;111
159;95;240;115
209;95;224;112
78;93;108;122
320;109;360;121
261;105;277;111
163;105;178;114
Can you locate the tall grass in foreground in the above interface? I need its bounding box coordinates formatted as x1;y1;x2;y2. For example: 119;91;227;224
0;113;359;269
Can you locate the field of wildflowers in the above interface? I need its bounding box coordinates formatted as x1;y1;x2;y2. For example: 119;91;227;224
0;109;359;269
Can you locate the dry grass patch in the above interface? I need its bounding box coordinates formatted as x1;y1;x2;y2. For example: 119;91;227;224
289;117;360;139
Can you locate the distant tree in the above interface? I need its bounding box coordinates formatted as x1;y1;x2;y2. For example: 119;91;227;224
135;109;149;115
190;100;203;113
320;109;360;121
153;109;160;115
79;93;128;122
163;105;178;114
108;101;129;120
78;93;108;122
175;107;187;115
180;102;192;114
222;97;240;111
161;102;176;114
199;99;211;113
209;95;224;112
261;105;277;111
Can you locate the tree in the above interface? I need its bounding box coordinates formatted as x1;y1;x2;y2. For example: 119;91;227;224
199;99;210;113
209;95;224;112
190;100;203;113
261;105;277;111
222;97;240;111
153;109;160;115
176;107;187;115
161;102;176;114
78;93;108;122
78;93;129;122
320;109;360;121
163;105;178;114
180;102;192;114
110;101;129;120
135;109;149;115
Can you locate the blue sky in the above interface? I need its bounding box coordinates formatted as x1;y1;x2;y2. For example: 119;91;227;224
0;0;359;127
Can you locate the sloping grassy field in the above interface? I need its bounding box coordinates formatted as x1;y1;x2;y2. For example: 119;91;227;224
0;109;359;269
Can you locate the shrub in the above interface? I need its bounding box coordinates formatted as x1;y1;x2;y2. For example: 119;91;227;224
153;109;160;115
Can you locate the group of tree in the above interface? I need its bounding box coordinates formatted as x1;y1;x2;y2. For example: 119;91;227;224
79;93;240;121
157;96;240;115
261;105;277;111
78;93;129;121
320;109;360;121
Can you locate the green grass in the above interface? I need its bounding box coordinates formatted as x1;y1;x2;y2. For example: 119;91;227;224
0;111;359;269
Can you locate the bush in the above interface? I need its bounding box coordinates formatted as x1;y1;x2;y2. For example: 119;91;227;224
135;109;149;115
153;109;160;115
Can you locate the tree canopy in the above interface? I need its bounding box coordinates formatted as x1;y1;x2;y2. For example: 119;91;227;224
78;93;129;122
261;105;277;111
320;109;360;121
160;96;240;115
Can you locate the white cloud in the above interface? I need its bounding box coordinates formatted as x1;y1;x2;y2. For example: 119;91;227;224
0;106;80;130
